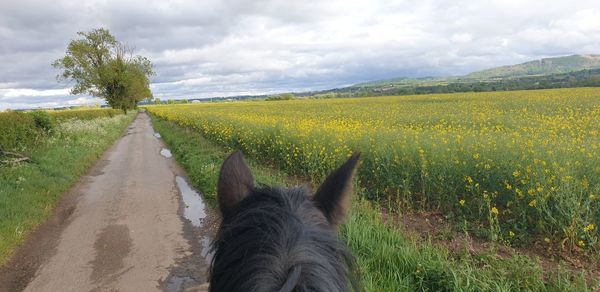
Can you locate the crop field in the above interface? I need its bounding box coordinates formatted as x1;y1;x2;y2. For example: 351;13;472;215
147;87;600;251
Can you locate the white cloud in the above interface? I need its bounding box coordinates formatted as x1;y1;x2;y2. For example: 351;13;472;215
0;96;103;111
1;0;600;109
1;88;71;98
0;87;103;111
451;33;473;44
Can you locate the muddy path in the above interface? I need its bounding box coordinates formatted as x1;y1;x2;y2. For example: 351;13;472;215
0;113;214;292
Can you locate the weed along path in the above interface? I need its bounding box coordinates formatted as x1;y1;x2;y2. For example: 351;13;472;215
0;113;212;292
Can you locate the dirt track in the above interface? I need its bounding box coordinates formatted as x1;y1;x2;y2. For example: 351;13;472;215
0;113;213;292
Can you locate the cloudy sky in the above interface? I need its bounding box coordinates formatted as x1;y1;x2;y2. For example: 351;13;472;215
1;0;600;110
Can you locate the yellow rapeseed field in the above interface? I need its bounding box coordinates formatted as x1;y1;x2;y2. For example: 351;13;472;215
147;87;600;249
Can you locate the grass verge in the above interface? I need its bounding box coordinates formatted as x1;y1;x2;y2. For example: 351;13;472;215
150;115;598;291
0;113;135;266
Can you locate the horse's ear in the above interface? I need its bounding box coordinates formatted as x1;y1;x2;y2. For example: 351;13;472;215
313;153;360;227
218;151;254;215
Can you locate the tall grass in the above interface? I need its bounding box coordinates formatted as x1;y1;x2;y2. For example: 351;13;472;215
48;108;122;121
0;108;124;152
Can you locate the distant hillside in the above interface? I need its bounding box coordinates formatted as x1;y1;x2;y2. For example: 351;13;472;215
182;54;600;102
353;76;450;88
465;54;600;79
301;68;600;98
309;54;600;98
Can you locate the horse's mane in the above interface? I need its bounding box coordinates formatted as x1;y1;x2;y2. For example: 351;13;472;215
210;186;358;292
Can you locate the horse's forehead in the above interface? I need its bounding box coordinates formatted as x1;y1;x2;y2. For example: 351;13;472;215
282;187;330;226
275;185;307;200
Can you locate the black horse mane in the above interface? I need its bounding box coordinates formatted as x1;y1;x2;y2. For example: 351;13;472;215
210;185;358;292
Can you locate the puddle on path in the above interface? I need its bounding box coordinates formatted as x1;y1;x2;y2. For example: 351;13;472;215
164;275;193;291
199;237;212;259
175;176;207;227
160;148;172;158
153;132;161;138
175;176;214;263
163;177;213;291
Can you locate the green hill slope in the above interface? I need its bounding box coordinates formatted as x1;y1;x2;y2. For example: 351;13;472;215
465;54;600;79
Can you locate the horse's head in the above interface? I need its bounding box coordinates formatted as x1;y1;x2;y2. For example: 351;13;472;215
210;151;360;292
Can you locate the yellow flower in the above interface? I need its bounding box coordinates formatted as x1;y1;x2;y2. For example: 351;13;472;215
583;224;595;233
491;207;499;215
466;176;473;184
459;199;465;206
508;231;515;237
513;170;520;177
582;178;589;189
473;153;480;160
528;200;537;208
516;188;523;197
578;240;585;247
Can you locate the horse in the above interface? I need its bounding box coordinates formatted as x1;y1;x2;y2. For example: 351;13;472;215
210;151;360;292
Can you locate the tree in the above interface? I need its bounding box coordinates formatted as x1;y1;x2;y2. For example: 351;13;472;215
265;93;295;101
142;96;154;105
52;28;154;113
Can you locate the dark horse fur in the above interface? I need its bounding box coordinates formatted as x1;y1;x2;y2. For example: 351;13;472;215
210;151;360;292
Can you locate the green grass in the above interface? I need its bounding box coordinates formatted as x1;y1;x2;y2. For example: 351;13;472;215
149;114;290;208
150;115;598;291
0;113;135;266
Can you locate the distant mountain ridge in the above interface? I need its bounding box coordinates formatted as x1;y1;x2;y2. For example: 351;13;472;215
296;54;600;98
348;54;600;90
174;54;600;102
465;54;600;79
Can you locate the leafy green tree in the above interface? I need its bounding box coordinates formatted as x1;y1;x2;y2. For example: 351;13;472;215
265;93;295;101
52;28;154;113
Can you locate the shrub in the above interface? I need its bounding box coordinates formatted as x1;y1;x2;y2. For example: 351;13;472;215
30;110;55;133
49;108;123;121
0;111;39;151
0;108;123;153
